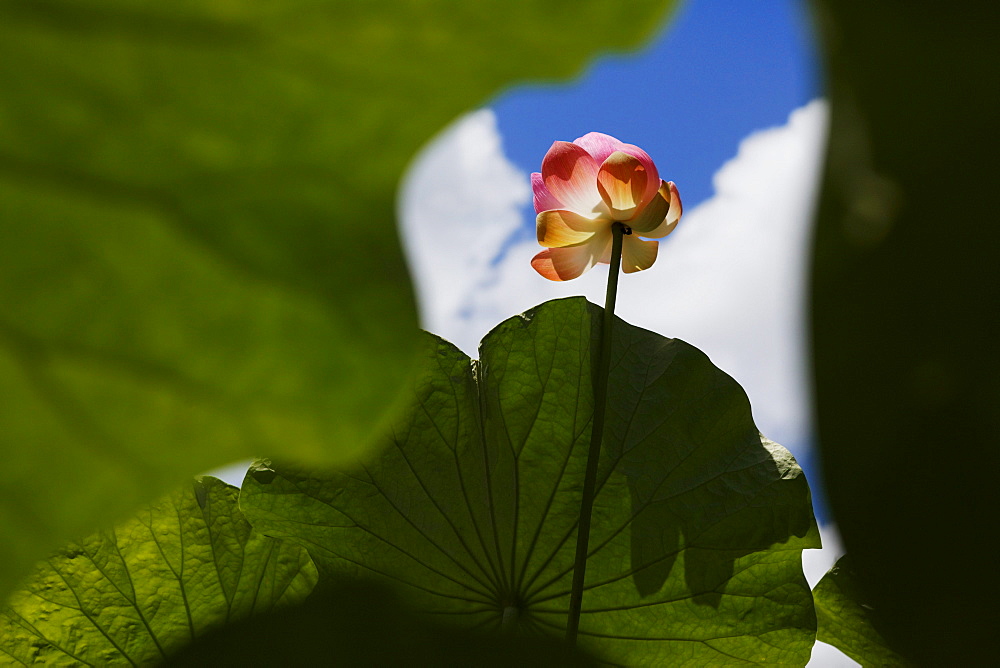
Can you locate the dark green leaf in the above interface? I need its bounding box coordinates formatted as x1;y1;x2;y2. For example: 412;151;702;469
166;579;597;667
242;297;819;665
813;556;912;667
0;0;676;597
811;1;1000;662
0;477;317;664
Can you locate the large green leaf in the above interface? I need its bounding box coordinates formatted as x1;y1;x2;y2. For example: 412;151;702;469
0;0;676;596
242;297;819;665
810;1;1000;662
812;556;912;667
0;476;317;665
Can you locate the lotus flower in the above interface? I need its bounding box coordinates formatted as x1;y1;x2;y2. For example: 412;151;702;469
530;132;682;281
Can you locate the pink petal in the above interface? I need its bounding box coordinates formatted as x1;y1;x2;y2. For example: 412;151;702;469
531;172;563;214
574;132;630;163
531;229;612;281
620;236;659;274
536;210;607;248
597;151;648;220
575;132;660;205
541;141;603;216
643;181;682;239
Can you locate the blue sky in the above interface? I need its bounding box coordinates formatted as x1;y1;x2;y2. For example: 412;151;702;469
493;0;819;214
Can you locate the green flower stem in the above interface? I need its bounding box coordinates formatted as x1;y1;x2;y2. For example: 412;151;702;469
566;221;625;646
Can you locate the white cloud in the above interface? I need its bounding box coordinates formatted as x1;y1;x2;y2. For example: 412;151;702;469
804;522;844;589
399;109;530;338
402;99;829;456
810;640;860;668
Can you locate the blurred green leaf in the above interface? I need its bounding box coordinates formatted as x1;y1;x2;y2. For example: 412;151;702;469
810;1;1000;662
0;0;675;596
813;556;912;667
242;298;819;665
0;477;317;664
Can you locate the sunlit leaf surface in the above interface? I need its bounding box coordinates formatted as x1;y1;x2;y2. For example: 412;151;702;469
242;298;818;665
0;477;317;664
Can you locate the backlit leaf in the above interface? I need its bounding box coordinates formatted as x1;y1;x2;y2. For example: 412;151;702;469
242;298;819;665
812;556;912;667
0;477;317;664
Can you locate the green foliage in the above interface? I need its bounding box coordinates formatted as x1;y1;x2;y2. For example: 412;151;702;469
241;298;819;665
0;477;317;664
0;0;675;598
811;1;1000;662
812;556;912;667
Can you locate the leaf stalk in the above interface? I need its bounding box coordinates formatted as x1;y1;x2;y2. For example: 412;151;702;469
565;221;625;645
